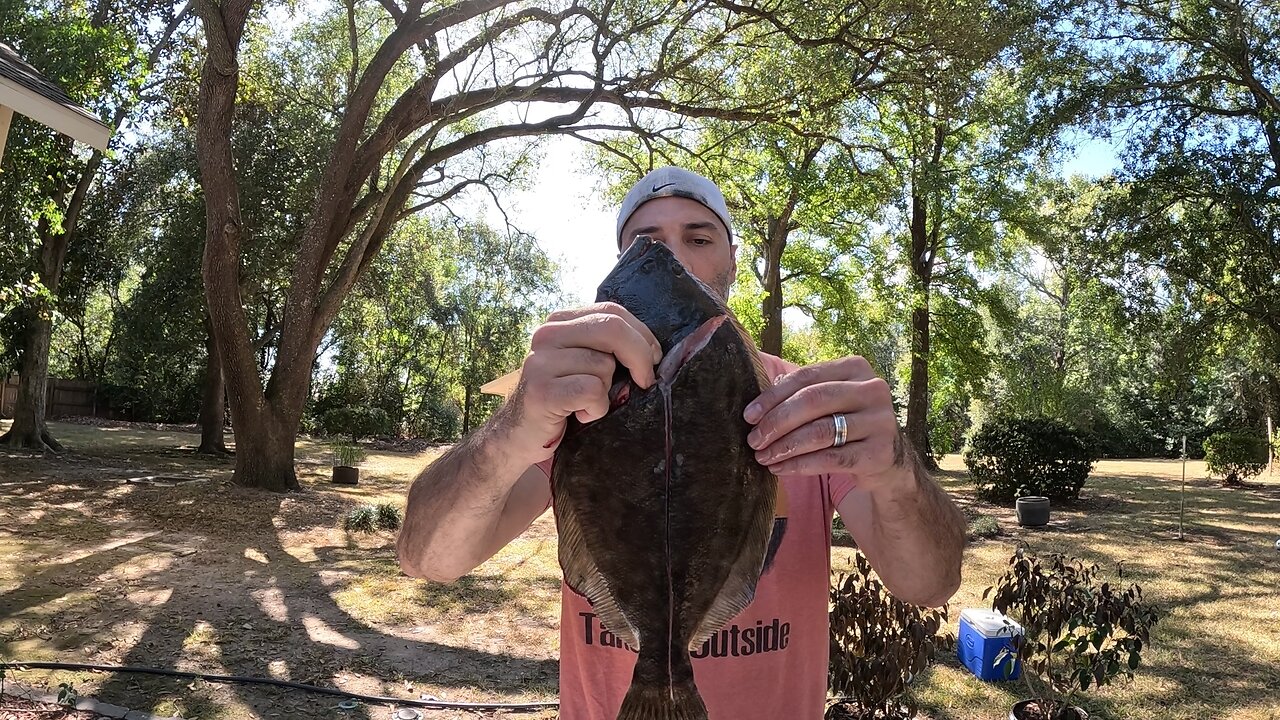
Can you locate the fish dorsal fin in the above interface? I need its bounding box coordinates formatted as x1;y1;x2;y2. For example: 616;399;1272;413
554;486;641;651
687;475;777;651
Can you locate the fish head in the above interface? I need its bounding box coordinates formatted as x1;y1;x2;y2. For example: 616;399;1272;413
596;235;726;353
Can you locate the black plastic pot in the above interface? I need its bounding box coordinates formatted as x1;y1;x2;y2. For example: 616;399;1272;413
332;465;359;485
1015;496;1050;526
1010;699;1088;720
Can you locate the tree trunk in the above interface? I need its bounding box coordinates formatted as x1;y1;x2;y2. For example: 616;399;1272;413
757;146;818;358
760;217;786;357
462;382;473;436
0;315;63;451
228;405;299;492
196;0;296;490
905;303;936;467
198;318;229;455
904;184;939;471
1053;266;1069;375
1;174;80;452
8;248;70;452
3;262;65;454
903;122;947;472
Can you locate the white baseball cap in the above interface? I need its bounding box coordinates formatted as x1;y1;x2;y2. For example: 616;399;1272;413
615;166;733;245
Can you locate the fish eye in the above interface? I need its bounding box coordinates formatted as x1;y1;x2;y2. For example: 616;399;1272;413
671;263;686;276
641;256;656;272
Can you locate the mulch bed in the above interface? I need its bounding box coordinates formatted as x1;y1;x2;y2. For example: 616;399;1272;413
0;694;99;720
55;416;201;434
55;417;448;453
365;437;448;452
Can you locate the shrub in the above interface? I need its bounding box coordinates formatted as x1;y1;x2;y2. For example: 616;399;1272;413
374;502;402;531
98;380;201;423
343;503;402;533
985;548;1161;720
826;552;949;720
342;506;377;533
1203;432;1268;485
1076;414;1149;460
321;405;393;441
407;394;462;441
964;416;1096;503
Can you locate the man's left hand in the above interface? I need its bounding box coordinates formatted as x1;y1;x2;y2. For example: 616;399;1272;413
743;355;906;482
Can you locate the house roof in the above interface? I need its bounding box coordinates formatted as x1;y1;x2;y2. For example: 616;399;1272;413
480;369;521;398
0;40;112;151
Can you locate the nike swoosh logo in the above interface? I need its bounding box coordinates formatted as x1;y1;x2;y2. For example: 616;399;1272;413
651;182;676;192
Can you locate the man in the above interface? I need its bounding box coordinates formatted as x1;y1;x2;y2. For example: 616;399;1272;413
397;167;967;719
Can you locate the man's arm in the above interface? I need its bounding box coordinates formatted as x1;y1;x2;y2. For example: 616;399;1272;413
836;440;966;607
396;400;551;582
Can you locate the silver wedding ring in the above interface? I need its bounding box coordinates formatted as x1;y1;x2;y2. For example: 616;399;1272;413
832;413;848;448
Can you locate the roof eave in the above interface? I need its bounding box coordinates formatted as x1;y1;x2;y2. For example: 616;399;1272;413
0;76;111;151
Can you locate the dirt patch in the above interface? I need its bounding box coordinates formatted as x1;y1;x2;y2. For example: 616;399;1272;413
0;421;554;720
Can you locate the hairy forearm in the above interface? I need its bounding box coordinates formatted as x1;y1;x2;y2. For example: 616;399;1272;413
396;401;535;582
858;446;967;607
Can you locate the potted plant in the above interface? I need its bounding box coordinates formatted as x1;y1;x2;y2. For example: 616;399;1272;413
332;443;366;485
984;547;1161;720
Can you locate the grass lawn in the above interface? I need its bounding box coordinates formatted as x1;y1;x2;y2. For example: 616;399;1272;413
2;418;1278;719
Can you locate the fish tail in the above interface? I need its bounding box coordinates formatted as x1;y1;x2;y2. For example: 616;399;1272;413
617;650;707;720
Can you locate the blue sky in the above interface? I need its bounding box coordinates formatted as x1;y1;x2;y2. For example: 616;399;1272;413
1059;132;1123;179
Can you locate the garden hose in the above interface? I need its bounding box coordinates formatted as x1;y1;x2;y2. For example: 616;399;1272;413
0;660;559;712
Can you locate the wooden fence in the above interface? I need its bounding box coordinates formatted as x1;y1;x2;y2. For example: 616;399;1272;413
0;375;119;419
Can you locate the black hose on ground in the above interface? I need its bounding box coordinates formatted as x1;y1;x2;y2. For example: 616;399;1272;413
0;661;559;713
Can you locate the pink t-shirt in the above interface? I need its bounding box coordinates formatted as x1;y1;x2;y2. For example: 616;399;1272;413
539;353;858;720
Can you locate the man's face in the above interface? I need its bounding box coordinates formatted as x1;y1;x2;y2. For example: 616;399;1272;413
618;196;737;298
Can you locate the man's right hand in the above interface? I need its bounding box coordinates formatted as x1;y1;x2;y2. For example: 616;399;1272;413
501;302;661;464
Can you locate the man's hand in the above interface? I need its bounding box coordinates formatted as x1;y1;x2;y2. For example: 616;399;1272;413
743;355;906;484
502;302;662;464
744;354;965;607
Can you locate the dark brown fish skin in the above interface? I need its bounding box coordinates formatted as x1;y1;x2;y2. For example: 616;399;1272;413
594;236;727;359
551;236;777;720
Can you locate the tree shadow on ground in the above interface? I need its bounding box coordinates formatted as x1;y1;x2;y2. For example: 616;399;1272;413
99;493;556;717
0;470;558;719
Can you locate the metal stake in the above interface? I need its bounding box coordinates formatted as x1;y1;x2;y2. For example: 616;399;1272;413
1179;435;1187;541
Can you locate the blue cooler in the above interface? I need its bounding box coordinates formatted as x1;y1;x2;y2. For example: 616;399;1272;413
958;608;1022;681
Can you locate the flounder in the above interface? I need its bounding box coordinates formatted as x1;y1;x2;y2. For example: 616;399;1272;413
551;235;781;720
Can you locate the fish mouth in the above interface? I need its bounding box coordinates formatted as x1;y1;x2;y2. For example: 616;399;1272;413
607;315;726;413
619;233;661;265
